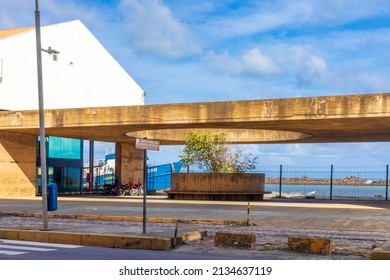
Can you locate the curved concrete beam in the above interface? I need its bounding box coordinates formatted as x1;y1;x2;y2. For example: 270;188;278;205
1;93;390;144
125;128;312;144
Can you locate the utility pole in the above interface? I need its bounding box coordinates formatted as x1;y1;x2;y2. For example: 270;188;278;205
143;149;147;234
35;0;49;230
89;140;94;192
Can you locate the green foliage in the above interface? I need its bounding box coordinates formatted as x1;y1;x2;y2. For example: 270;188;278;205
180;130;257;173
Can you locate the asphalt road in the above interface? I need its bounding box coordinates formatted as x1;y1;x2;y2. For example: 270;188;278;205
1;196;390;232
1;196;389;280
1;196;390;261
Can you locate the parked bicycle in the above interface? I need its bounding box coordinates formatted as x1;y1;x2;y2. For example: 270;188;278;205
102;180;121;195
117;179;143;196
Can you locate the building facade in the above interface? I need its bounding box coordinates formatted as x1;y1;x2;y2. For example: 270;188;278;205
0;20;144;196
37;136;84;194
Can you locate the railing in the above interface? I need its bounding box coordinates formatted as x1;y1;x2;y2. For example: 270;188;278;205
81;164;390;200
256;165;389;200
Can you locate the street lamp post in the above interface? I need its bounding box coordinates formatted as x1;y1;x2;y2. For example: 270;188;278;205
34;0;49;230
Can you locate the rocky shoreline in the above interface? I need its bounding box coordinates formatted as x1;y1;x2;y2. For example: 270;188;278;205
265;176;388;186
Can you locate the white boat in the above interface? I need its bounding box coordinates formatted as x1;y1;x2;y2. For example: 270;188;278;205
305;190;316;199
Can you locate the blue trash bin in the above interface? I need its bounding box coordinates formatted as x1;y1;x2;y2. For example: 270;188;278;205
47;183;58;211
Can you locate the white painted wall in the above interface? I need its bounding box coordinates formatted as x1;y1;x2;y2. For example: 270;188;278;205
0;20;144;110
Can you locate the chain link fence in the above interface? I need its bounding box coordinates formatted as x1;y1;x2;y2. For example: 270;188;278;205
256;165;389;200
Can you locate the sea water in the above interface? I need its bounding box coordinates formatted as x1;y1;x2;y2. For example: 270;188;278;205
265;184;389;199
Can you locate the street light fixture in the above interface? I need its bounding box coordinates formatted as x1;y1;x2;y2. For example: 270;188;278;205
42;46;60;62
35;0;59;231
41;47;60;55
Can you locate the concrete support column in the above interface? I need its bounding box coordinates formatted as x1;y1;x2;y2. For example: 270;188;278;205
0;132;36;197
115;142;144;185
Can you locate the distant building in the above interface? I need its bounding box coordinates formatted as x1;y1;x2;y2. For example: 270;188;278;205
104;153;116;171
0;20;144;195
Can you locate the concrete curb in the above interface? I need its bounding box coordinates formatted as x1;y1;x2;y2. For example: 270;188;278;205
371;241;390;259
2;212;229;225
0;229;173;251
0;213;210;251
0;227;208;251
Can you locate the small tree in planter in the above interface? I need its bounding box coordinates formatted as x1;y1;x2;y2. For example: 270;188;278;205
168;130;266;200
179;130;258;173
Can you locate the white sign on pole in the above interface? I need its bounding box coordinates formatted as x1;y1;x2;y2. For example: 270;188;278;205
134;138;160;234
135;138;160;151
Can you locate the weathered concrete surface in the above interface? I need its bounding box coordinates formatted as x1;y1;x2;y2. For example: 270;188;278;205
170;173;265;193
214;232;256;249
371;241;390;259
168;173;267;201
0;93;390;144
0;132;36;197
0;228;173;251
288;237;332;255
115;142;144;185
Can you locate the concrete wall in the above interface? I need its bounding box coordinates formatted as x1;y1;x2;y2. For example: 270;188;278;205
0;132;36;197
168;173;266;200
171;173;265;193
0;20;144;110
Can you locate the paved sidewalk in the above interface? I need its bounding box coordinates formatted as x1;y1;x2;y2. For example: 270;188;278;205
1;196;390;259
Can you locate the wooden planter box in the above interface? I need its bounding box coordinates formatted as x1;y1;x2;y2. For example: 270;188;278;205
165;173;268;201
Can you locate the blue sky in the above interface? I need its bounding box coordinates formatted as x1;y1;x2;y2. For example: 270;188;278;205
1;0;390;167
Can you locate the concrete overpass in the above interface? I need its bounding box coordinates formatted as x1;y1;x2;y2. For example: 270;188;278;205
1;92;390;196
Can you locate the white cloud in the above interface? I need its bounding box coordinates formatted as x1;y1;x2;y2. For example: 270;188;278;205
242;48;281;75
355;73;389;92
201;0;390;39
287;46;328;85
203;50;242;75
307;0;390;24
39;0;105;28
204;48;281;77
284;144;339;159
201;0;310;39
203;45;328;86
119;0;201;58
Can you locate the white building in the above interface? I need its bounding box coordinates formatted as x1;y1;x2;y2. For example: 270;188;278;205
0;20;144;196
0;20;144;110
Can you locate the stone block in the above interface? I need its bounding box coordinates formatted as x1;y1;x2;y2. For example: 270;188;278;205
288;237;332;255
371;241;390;260
214;232;256;249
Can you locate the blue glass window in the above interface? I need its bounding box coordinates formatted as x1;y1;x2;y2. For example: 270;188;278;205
48;137;82;159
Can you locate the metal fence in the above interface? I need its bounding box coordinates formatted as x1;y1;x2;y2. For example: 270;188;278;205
81;164;390;200
82;162;183;193
256;165;389;200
